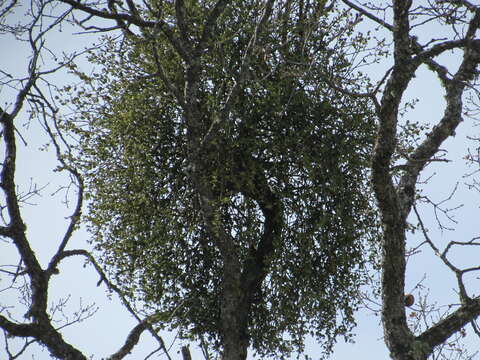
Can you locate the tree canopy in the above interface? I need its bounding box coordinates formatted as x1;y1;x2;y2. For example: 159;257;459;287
3;1;479;359
66;1;380;358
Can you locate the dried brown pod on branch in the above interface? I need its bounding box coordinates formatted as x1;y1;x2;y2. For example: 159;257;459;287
404;294;415;307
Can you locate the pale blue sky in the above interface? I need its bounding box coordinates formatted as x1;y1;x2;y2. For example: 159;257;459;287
1;2;479;359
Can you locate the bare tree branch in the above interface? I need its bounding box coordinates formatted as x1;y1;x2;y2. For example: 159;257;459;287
417;299;480;352
341;1;480;359
108;318;152;360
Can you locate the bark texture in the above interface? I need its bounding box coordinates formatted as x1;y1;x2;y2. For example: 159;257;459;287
343;1;480;359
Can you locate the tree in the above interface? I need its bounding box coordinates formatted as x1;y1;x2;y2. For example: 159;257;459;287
62;1;380;359
1;0;381;359
0;1;175;359
338;1;480;360
4;1;480;360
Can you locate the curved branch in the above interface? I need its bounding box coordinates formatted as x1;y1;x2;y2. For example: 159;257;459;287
59;0;156;28
0;0;18;19
195;0;232;56
341;0;394;31
398;39;480;211
107;318;150;360
1;93;47;325
237;154;283;307
417;299;480;352
0;317;35;338
0;316;88;359
35;99;85;277
59;0;189;61
49;249;172;360
414;39;470;64
368;2;480;359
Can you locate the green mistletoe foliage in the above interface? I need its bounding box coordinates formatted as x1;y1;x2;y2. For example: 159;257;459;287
68;1;380;357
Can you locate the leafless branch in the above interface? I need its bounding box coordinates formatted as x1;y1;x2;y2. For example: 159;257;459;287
50;249;173;360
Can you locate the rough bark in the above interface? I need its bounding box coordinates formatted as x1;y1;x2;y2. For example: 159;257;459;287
1;99;89;360
344;1;480;359
0;103;162;359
